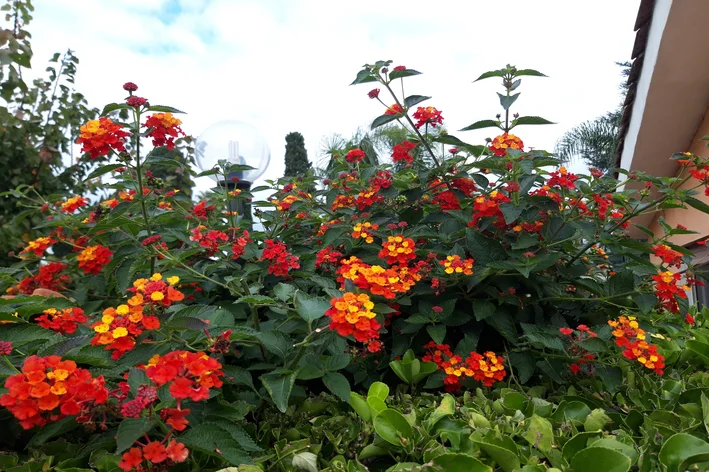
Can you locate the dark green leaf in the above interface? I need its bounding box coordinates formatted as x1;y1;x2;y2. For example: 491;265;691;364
100;103;129;115
404;95;431;108
686;197;709;214
84;164;126;182
323;372;350;401
373;409;413;446
512;116;555;126
571;447;631;472
497;93;520;110
427;324;446;344
116;418;152;453
294;292;329;324
371;113;400;129
472;300;495;321
474;70;504;81
459;120;501;132
146;105;185;114
514;69;547;78
389;68;421;80
260;369;296;413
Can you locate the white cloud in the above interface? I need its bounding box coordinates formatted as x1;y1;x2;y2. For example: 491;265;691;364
28;0;640;190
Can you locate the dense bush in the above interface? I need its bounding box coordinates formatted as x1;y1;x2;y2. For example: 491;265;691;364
3;58;709;471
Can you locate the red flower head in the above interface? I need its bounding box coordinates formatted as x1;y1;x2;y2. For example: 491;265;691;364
77;245;112;275
145;350;223;402
36;308;87;335
686;313;696;325
346;149;366;163
378;235;416;265
76;118;130;160
315;247;343;270
119;447;142;471
391;141;417;165
489;133;524;157
325;292;381;344
384;104;404;115
191;200;215;220
368;88;380;99
392;65;406;71
231;229;251;260
122;82;138;92
0;355;108;429
412;106;444;129
61;196;89;214
0;341;12;355
547;166;579;190
143;113;184;150
20;236;56;258
261;240;300;277
126;96;147;107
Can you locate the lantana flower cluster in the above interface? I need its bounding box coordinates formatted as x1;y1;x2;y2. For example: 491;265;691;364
36;307;87;335
324;292;381;351
608;316;665;375
0;356;108;429
422;341;506;391
559;325;598;375
261;239;301;277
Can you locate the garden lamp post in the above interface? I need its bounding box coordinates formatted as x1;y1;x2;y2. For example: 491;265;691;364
195;121;270;224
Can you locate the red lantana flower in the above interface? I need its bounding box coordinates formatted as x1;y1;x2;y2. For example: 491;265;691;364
76;118;130;159
346;149;366;163
489;133;524;156
384;104;404;115
36;307;87;335
143;113;184;150
20;237;56;258
77;245;113;275
391;141;417;164
412;106;443;129
261;240;300;277
61;196;89;213
145;350;224;402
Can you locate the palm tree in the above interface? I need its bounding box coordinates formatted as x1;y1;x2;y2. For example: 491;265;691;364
555;62;631;173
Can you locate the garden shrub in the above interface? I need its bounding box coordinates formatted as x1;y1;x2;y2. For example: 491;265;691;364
2;58;709;471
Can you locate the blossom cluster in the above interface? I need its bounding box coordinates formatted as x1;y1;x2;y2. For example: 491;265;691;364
143;112;184;150
76;117;130;159
324;292;381;350
439;255;474;276
145;350;224;402
488;133;524;156
36;307;87;335
422;341;506;391
76;244;113;275
559;325;598;374
608;316;665;375
261;239;300;277
20;236;55;257
337;256;422;300
0;356;108;429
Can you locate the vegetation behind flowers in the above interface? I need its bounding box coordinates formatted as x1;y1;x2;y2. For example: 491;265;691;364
4;51;709;471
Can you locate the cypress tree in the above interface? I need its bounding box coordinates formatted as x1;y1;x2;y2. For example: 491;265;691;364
283;132;311;177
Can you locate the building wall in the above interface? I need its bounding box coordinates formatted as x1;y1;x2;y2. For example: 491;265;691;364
648;105;709;247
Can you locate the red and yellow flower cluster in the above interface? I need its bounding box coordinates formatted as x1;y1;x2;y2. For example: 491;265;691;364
559;325;598;375
76;117;130;159
652;270;692;313
315;247;343;269
61;196;89;214
352;222;378;243
90;302;160;360
20;236;56;257
324;292;381;350
439;255;474;275
36;307;87;335
652;244;684;268
190;225;229;255
378;235;416;265
489;133;524;156
422;342;506;391
412;106;444;129
129;273;185;307
391;141;417;165
608;316;665;375
10;262;70;295
470;190;511;227
119;439;188;471
337;256;421;300
143;112;184;150
76;244;113;275
145;350;224;402
0;356;108;429
346;149;366;163
261;240;300;277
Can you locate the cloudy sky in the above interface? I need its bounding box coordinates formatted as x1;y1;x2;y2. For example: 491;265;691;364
30;0;640;189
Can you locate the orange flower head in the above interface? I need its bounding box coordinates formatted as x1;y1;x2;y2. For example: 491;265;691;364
76;117;130;160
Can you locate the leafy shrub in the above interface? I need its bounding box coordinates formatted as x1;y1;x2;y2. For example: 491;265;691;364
2;57;709;471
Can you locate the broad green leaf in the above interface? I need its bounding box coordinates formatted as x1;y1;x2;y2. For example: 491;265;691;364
431;453;492;472
116;418;153;453
233;295;276;305
562;431;603;463
474;70;505;81
404;95;431;108
571;447;631;472
273;283;296;302
459;119;501;132
100;103;129;115
84;164;126;182
27;417;78;447
427;324;446;344
146;104;185;114
515;69;547;77
659;433;709;472
260;369;296;413
292;452;318;472
368;381;389;401
351;69;377;85
349;392;371;422
323;372;350;401
499;203;524;224
589;438;638;465
497;92;520;110
512;116;555;126
523;415;554;454
584;408;612;431
371;113;400;129
374;409;413;446
472;299;496;321
389;68;421;80
294;292;329;324
427;394;456;429
686;196;709;214
475;442;520;472
686;340;709;366
367;397;387;416
180;424;251;466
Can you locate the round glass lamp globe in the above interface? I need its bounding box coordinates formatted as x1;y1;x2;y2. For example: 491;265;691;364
195;120;270;183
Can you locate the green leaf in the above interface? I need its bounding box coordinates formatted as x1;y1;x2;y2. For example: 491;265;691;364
686;196;709;214
431;453;492;472
389;68;421;80
147;105;185;114
523;415;554;454
260;369;296;413
427;324;446;344
180;424;251;466
475;442;520;472
512;116;555;126
588;438;638;465
116;418;152;453
100;103;129;115
584;408;612;431
474;70;505;81
84;164;126;182
472;300;496;321
404;95;430;108
323;372;350;401
27;417;78;447
349;392;371;422
571;447;631;472
351;69;377;85
427;394;456;430
292;452;318;472
255;331;292;359
562;431;603;463
498;203;524;224
273;283;296;302
373;409;413;446
294;292;329;324
659;433;709;472
371;113;400;130
514;69;547;77
459;120;501;132
497;93;520;110
368;381;389;401
687;340;709;366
